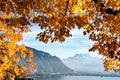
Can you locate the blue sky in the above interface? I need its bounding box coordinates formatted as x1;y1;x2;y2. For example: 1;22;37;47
19;24;98;59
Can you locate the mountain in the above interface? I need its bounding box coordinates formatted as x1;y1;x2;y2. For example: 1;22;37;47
62;54;117;74
26;47;73;74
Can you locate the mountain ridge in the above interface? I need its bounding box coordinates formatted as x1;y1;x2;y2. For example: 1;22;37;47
26;47;73;74
62;53;117;75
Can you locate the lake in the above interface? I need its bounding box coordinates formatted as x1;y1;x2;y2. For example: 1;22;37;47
35;76;120;80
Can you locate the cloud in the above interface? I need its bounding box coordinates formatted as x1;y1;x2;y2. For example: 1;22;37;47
20;25;98;59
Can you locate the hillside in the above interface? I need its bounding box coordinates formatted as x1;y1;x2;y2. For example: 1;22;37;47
26;47;73;74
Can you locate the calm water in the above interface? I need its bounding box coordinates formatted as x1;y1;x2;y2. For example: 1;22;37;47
35;76;120;80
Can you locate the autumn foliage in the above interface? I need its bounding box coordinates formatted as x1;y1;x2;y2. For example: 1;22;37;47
0;0;120;80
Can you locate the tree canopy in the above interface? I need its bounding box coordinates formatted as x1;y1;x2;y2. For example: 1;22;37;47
0;0;120;80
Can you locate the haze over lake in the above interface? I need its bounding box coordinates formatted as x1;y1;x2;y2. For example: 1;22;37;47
36;76;120;80
27;47;120;80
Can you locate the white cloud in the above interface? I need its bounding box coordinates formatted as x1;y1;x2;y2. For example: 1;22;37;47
20;25;98;59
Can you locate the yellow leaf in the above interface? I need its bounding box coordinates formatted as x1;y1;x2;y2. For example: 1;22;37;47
83;25;89;29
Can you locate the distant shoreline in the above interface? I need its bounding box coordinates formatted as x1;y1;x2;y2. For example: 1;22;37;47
29;73;120;78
